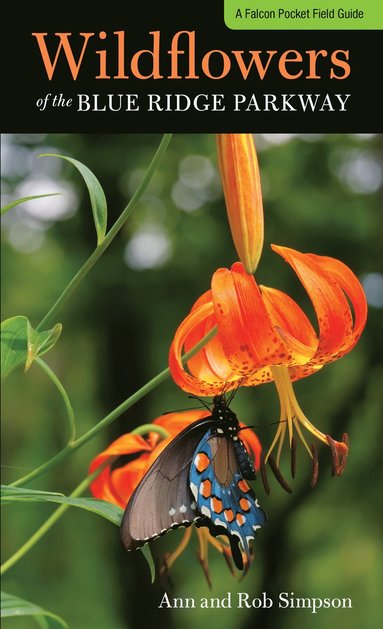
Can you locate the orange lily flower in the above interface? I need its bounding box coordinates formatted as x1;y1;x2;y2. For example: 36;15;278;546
169;245;367;475
217;134;264;274
89;410;207;508
89;408;262;580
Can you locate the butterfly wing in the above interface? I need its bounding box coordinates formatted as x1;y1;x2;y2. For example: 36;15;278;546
120;417;215;551
190;429;267;569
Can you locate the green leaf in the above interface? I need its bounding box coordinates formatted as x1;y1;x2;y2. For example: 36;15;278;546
141;545;156;583
1;591;67;628
1;316;62;379
1;485;124;526
40;154;107;244
1;486;64;501
1;193;61;216
25;320;62;372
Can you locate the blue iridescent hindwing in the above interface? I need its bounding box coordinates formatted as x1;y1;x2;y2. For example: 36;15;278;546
189;428;266;560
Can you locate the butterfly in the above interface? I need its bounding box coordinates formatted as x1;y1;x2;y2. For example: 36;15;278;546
120;394;267;570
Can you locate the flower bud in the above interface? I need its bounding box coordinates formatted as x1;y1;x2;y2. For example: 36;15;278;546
217;134;264;273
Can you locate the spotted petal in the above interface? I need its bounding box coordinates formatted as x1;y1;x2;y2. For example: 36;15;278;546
184;291;235;382
260;285;318;361
272;245;367;368
307;253;368;358
169;297;238;395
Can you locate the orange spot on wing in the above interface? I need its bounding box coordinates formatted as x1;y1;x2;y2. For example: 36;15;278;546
200;479;212;498
195;452;211;473
224;509;235;523
211;497;223;514
237;479;250;493
236;513;246;526
239;498;251;512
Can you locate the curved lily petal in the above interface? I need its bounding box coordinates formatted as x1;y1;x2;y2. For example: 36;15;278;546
306;253;368;358
212;264;283;372
184;291;234;382
288;363;324;382
89;433;151;505
169;299;235;395
212;262;317;372
152;409;211;437
272;245;356;364
260;285;318;360
111;456;150;507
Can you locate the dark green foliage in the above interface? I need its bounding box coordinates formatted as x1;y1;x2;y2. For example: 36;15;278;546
1;133;382;629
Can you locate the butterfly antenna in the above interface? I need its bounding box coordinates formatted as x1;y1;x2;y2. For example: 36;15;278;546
220;378;236;400
231;375;248;404
224;377;245;406
260;455;270;495
238;419;288;431
162;406;203;415
188;394;211;411
226;388;237;405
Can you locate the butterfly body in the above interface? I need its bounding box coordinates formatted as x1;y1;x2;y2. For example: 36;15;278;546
120;395;266;569
233;439;257;480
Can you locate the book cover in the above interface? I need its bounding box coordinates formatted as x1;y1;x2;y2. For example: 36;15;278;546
1;2;382;628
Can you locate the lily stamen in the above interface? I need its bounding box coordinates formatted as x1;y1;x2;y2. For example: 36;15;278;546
310;444;319;487
260;455;270;495
326;434;349;476
165;526;193;570
196;528;212;588
265;365;350;479
290;436;297;479
267;366;351;479
268;455;293;494
221;547;236;576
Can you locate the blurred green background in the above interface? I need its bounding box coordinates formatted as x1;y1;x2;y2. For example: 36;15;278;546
1;133;383;629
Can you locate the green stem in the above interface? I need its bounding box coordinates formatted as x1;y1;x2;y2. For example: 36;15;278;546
73;366;172;449
36;357;76;442
9;446;72;489
10;326;218;488
37;134;172;331
3;326;218;571
1;463;108;576
132;424;170;440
